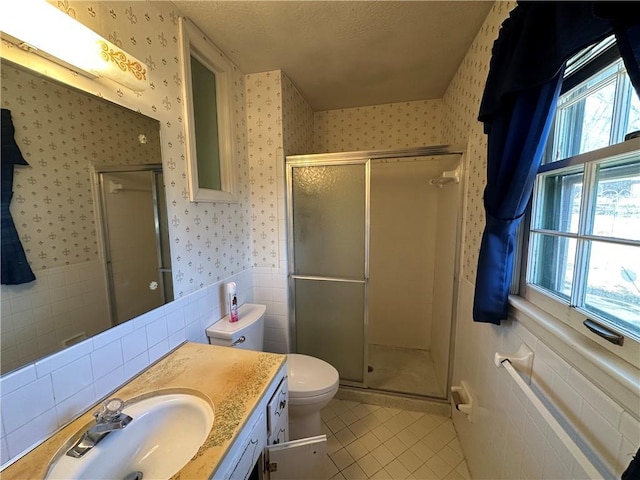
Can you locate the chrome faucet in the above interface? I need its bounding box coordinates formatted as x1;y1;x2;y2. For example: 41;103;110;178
66;398;133;458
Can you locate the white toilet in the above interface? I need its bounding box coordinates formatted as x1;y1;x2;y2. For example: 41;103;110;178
206;303;339;440
286;353;339;440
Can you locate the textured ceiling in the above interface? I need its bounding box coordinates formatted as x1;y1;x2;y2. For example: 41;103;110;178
173;1;494;111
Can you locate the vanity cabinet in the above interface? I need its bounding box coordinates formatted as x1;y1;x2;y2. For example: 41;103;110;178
223;411;267;479
0;344;298;480
267;378;288;445
215;366;326;480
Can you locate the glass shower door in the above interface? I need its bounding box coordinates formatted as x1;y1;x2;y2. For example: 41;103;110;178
288;160;369;384
98;168;172;325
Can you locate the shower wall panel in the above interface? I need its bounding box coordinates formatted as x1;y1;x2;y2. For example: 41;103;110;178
369;160;444;350
430;156;461;391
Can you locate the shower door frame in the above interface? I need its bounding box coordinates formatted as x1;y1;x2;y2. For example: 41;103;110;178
286;156;371;387
93;164;168;326
286;144;466;396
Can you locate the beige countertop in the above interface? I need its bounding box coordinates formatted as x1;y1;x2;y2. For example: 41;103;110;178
2;342;287;480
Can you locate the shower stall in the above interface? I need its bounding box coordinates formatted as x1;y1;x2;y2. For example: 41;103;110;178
95;165;173;326
286;146;463;399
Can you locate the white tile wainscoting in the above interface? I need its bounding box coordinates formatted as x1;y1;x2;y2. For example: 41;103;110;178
453;277;639;479
1;262;110;374
0;269;253;467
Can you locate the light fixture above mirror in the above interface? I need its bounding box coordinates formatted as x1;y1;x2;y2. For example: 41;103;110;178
0;0;149;92
178;17;238;203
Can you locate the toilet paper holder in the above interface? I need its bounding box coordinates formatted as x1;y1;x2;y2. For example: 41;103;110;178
450;380;474;423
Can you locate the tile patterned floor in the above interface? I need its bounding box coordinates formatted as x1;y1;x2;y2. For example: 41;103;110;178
318;398;470;480
367;344;443;398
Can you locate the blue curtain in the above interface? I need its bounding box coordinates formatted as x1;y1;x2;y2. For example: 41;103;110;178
1;109;36;285
473;2;640;324
615;23;640;93
473;76;563;323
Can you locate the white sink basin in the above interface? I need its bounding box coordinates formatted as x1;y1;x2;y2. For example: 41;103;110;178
46;392;214;480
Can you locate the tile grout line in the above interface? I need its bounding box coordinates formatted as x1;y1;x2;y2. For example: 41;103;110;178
319;398;470;480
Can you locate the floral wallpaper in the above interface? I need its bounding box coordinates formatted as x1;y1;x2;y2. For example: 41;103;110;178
0;62;161;373
245;70;314;352
442;1;516;283
2;4;252;386
1;63;161;271
245;69;314;270
32;0;253;297
282;73;315;157
246;71;282;268
314;99;443;153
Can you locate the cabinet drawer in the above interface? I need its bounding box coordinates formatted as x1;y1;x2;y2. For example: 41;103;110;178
267;377;288;437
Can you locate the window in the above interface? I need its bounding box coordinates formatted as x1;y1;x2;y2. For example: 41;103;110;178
178;17;237;203
523;39;640;363
545;56;640;163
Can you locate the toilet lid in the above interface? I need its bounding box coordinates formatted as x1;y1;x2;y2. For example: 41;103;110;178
287;354;339;398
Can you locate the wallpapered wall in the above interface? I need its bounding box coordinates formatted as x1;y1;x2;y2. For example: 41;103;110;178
246;70;314;352
441;2;639;478
0;0;252;374
246;69;314;269
246;71;283;269
441;1;502;283
282;72;315;157
1;63;164;373
2;64;162;271
1;0;256;465
314;99;442;153
3;1;636;476
35;0;254;297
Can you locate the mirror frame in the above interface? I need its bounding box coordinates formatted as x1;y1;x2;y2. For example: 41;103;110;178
178;17;237;203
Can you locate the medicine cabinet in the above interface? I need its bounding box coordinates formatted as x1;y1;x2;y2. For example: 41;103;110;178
178;17;237;203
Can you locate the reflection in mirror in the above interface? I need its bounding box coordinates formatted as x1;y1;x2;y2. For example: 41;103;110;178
0;59;173;375
95;166;173;324
178;17;237;203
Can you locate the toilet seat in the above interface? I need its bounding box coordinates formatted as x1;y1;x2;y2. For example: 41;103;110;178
287;353;339;398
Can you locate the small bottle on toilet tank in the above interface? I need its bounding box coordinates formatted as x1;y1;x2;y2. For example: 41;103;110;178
227;282;239;322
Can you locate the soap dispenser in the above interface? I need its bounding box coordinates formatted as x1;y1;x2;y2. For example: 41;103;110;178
227;282;239;322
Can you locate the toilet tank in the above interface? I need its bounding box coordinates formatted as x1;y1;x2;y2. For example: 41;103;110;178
205;303;266;351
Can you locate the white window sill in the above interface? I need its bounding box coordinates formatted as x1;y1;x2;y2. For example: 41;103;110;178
508;295;640;419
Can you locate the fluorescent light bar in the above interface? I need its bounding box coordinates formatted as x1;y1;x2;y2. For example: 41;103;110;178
0;0;148;91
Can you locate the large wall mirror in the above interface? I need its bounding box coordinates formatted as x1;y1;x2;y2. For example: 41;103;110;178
178;17;238;203
0;58;173;375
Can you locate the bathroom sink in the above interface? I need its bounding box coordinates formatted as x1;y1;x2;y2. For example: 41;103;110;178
46;392;214;480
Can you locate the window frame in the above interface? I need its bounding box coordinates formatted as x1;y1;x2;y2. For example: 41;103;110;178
517;43;640;369
178;16;238;204
544;57;635;164
521;138;640;364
